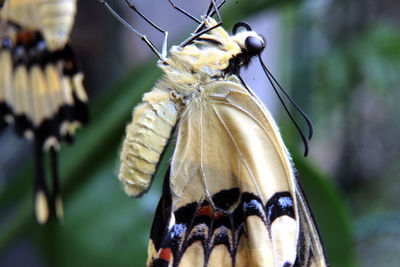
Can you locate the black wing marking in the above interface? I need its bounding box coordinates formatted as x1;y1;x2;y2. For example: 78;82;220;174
147;168;297;267
0;26;88;224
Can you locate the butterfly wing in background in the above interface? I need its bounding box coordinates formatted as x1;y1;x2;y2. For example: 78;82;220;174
0;0;88;224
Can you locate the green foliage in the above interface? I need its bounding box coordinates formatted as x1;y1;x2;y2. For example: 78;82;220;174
315;23;400;112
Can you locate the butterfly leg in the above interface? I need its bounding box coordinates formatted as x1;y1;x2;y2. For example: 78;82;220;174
179;0;225;47
167;0;201;23
99;0;168;61
124;0;169;58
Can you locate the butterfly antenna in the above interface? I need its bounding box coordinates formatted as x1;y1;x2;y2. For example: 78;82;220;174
258;55;313;157
99;0;168;61
259;56;313;139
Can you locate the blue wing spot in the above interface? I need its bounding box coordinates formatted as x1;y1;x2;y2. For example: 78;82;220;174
266;192;295;225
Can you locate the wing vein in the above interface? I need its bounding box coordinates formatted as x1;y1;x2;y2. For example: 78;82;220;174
212;98;268;135
200;102;214;204
172;165;200;207
210;102;265;204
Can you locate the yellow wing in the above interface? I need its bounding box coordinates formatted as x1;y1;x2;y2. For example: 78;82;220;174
146;77;327;267
0;0;77;51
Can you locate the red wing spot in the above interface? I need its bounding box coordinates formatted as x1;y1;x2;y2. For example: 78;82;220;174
214;210;226;220
197;205;212;217
197;206;227;219
16;30;36;45
158;248;172;262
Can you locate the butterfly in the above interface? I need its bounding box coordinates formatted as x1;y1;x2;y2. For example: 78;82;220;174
0;0;88;224
103;0;328;266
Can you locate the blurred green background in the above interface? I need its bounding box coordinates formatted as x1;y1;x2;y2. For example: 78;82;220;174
1;0;399;266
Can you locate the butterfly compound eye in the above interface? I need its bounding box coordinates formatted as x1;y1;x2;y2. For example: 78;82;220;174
245;36;264;54
232;21;252;34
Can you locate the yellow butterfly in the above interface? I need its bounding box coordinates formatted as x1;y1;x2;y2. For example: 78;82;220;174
0;0;88;224
103;0;327;266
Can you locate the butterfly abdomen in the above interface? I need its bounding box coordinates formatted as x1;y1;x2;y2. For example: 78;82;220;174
119;88;178;197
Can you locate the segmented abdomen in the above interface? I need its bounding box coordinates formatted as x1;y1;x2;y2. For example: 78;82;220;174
119;89;177;197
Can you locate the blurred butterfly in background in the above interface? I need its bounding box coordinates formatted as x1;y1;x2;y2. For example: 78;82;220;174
102;0;327;266
0;0;88;224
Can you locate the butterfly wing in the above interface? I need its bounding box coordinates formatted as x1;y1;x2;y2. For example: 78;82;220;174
0;0;77;51
0;23;87;224
147;77;327;267
294;180;328;267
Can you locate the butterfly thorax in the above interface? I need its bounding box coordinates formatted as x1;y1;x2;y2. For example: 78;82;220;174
156;18;264;111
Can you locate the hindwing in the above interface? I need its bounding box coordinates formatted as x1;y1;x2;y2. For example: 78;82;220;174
146;78;327;267
0;1;87;224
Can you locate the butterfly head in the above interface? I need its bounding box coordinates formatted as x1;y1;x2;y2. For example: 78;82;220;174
223;21;265;75
165;18;265;77
231;22;265;56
